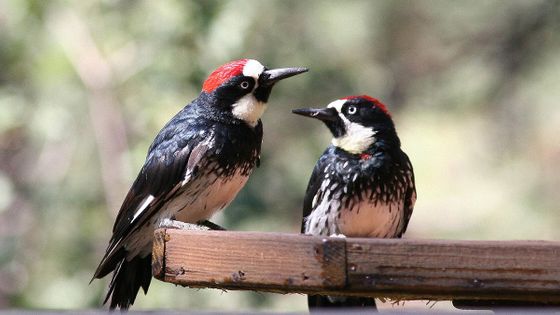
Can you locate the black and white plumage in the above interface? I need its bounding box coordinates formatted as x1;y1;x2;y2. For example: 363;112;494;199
293;95;416;310
92;59;307;310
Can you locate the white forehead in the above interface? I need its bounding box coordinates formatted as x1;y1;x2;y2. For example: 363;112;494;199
243;59;265;79
326;99;346;112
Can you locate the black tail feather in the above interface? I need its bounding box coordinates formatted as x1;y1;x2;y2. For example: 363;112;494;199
308;295;377;312
93;246;126;281
104;254;152;310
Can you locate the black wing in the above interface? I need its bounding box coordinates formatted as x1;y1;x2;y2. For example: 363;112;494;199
301;148;331;233
398;152;416;237
94;109;212;278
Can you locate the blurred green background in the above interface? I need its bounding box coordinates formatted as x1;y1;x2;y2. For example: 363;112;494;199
1;0;559;311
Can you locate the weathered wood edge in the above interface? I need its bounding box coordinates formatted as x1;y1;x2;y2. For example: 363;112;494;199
152;228;167;280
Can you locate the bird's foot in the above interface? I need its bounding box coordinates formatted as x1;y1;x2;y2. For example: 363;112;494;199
159;218;226;231
159;218;210;231
197;220;227;231
329;233;346;238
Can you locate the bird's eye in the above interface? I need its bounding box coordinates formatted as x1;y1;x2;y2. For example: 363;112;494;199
347;106;357;115
240;81;250;89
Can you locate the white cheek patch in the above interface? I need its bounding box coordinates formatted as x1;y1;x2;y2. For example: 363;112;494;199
243;59;265;80
332;121;376;154
232;93;267;127
328;99;376;153
233;59;267;127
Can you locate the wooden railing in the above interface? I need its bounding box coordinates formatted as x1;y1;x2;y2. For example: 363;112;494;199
152;228;560;306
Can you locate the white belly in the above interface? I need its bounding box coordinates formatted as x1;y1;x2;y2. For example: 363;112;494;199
170;170;249;223
305;188;404;238
338;198;404;238
125;168;250;258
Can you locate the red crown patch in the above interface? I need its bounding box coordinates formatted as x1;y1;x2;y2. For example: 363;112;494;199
343;95;390;116
202;59;248;93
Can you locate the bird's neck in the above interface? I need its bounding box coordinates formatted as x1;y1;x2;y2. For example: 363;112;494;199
365;128;401;154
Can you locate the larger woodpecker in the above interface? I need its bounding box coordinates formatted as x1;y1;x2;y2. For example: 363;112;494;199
293;95;416;310
93;59;307;310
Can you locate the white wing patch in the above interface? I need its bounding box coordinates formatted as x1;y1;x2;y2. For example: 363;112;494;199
131;195;155;223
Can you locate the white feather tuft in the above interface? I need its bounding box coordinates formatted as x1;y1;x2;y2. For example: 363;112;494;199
231;94;266;127
243;59;265;79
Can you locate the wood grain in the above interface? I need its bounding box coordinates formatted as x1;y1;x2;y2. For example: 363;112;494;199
153;229;560;302
155;229;346;293
346;238;560;302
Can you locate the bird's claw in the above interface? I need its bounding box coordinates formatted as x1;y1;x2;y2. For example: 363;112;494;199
159;218;210;231
197;220;227;231
159;218;226;231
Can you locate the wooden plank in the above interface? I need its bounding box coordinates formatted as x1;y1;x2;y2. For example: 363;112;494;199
153;229;346;293
345;238;560;302
153;229;560;302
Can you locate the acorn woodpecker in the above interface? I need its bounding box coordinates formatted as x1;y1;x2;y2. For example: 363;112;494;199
292;95;416;310
92;59;307;309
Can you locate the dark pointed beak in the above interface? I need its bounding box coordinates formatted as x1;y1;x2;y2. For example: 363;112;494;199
260;67;308;86
292;107;338;122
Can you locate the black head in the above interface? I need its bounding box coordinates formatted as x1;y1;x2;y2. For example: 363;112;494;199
292;95;398;154
201;59;307;126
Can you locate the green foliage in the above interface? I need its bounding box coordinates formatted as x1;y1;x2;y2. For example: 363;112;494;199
1;0;559;311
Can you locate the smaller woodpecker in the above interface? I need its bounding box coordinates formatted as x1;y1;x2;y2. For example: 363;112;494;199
293;95;416;310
